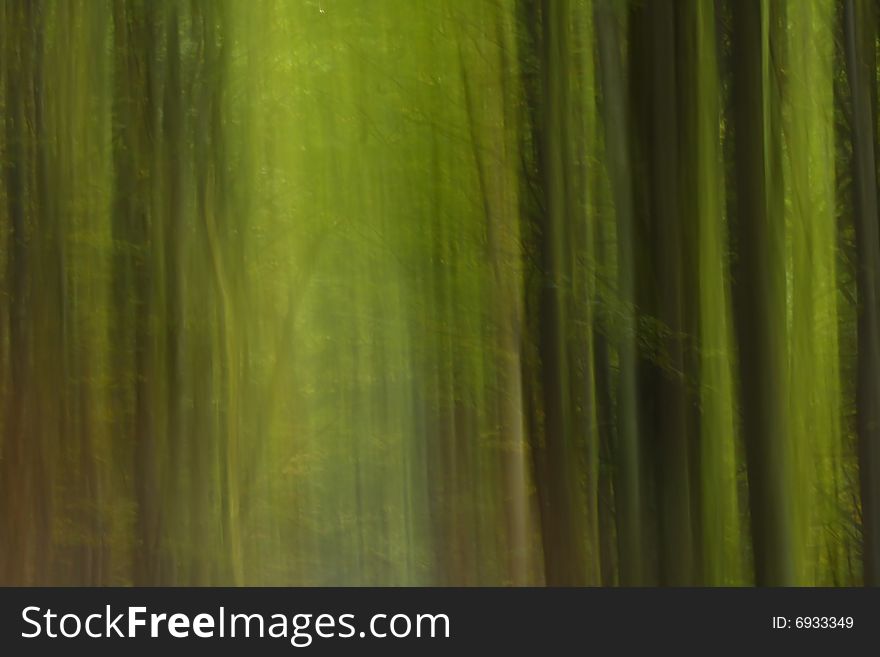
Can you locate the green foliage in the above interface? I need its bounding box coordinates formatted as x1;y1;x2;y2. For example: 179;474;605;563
0;0;868;586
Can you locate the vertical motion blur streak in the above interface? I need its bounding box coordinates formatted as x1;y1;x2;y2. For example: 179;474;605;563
0;0;871;586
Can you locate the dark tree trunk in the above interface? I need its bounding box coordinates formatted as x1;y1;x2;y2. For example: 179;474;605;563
532;0;588;586
638;0;695;586
595;0;645;585
729;0;795;586
844;0;880;587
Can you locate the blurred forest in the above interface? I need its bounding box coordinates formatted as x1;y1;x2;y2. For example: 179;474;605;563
0;0;878;586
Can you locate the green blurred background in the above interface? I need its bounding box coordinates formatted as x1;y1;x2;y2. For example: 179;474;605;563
0;0;877;586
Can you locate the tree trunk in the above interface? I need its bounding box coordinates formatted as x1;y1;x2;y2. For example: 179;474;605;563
729;0;796;586
595;0;645;585
844;0;880;586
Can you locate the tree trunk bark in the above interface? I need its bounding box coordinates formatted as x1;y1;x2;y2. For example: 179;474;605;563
844;0;880;586
730;0;796;586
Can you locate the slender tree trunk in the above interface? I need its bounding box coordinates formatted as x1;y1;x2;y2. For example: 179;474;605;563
595;0;644;585
112;0;160;586
530;0;588;586
730;0;796;586
1;1;32;585
458;8;536;585
844;0;880;586
630;0;695;586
